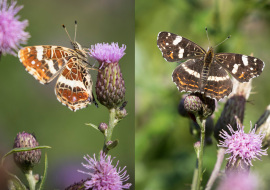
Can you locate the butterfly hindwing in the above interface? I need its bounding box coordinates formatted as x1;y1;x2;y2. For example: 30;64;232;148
204;61;232;100
157;31;206;62
55;57;93;111
172;59;232;100
215;53;264;82
172;59;202;93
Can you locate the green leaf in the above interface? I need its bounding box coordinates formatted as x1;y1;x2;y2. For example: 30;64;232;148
38;152;48;190
85;123;99;131
1;146;51;166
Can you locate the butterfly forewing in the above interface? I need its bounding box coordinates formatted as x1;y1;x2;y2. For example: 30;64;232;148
18;46;75;84
55;57;93;111
157;31;206;62
215;53;264;82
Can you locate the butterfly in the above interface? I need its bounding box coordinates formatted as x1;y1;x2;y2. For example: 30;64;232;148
157;31;265;100
18;22;93;111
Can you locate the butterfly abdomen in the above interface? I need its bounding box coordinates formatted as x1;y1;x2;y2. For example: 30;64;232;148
199;47;214;91
199;66;210;91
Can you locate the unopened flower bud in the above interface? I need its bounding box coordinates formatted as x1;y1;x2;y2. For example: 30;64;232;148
184;95;202;114
194;141;200;158
116;107;128;120
98;123;108;133
184;93;215;120
106;140;119;150
13;132;41;172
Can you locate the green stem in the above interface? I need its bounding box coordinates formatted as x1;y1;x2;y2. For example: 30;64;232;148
193;117;206;190
191;159;199;190
25;170;37;190
103;108;116;154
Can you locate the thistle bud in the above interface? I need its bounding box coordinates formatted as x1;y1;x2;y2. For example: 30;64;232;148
13;132;41;172
214;79;251;142
184;93;215;120
89;43;126;109
184;95;202;114
98;123;108;133
116;107;128;120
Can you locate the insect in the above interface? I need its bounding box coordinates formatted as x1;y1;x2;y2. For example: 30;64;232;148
18;21;93;111
157;31;265;100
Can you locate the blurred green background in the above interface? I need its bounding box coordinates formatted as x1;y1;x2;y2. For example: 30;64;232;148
0;0;134;189
136;0;270;189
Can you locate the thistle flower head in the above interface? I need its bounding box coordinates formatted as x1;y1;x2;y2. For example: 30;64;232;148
13;132;41;172
89;42;126;63
79;151;131;190
218;122;268;166
92;42;126;109
0;0;30;56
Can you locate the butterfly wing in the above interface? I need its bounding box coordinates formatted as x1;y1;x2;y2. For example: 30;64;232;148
18;46;76;84
204;62;232;100
215;53;264;82
172;59;202;93
157;32;206;62
172;59;232;100
55;57;93;111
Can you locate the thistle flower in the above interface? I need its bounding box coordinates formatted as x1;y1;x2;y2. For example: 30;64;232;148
78;151;131;190
218;122;267;168
217;172;259;190
0;0;30;56
13;132;41;172
89;43;126;109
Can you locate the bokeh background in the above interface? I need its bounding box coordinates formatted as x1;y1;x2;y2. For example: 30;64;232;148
0;0;134;189
136;0;270;189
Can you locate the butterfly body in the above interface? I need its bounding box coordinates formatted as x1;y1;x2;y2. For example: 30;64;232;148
157;31;264;100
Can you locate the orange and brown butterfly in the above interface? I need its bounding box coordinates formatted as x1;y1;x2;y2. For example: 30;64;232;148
18;22;93;111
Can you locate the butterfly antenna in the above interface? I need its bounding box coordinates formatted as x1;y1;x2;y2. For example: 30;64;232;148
214;35;231;48
74;20;77;42
62;24;73;43
205;27;211;47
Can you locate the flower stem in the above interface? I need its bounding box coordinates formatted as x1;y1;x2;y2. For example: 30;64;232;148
193;117;206;190
25;170;37;190
205;148;225;190
103;108;116;154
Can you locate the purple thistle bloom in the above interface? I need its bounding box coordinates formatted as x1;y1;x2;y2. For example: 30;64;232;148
78;151;131;190
218;122;268;166
89;42;126;63
0;0;30;56
217;172;259;190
